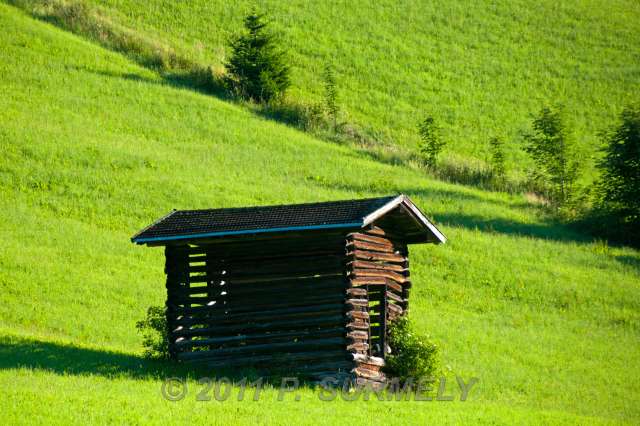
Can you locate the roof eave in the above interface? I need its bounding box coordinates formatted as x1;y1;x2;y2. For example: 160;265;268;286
131;221;363;245
130;209;178;243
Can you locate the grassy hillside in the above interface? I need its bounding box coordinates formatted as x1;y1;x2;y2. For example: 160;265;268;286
17;0;640;181
1;3;639;424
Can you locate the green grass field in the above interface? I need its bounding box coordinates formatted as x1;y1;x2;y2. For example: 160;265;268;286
1;2;639;424
16;0;640;181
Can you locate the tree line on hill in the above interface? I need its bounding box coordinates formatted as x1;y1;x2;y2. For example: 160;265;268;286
225;11;638;247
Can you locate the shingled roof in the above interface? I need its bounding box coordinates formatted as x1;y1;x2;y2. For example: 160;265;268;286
131;194;446;245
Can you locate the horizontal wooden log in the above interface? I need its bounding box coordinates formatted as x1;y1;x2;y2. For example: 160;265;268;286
173;314;345;337
177;337;346;361
348;250;406;263
352;353;385;366
348;260;406;272
181;236;346;255
349;276;386;286
350;269;408;284
347;240;397;254
353;367;384;379
171;238;346;262
385;291;404;304
345;298;368;308
387;302;403;315
187;275;346;295
355;362;381;373
167;287;346;316
184;256;343;277
349;277;403;293
346;321;369;331
187;270;342;285
346;342;368;352
172;292;344;311
347;330;368;340
171;303;345;327
344;288;365;297
346;310;369;320
175;326;346;349
347;232;394;248
364;226;387;236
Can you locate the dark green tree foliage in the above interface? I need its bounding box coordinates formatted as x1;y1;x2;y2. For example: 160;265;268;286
136;306;170;360
418;116;446;168
597;105;640;229
323;64;339;130
384;316;439;383
489;136;506;181
523;107;581;207
225;12;290;103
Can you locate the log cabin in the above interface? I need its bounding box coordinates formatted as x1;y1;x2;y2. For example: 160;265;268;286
132;194;446;385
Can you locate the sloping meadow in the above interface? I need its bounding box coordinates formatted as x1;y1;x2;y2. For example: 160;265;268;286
0;4;639;424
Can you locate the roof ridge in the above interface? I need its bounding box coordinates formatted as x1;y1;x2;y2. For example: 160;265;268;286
175;195;400;215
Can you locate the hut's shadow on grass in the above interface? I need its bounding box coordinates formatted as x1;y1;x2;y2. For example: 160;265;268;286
0;335;320;386
0;336;215;380
0;335;190;380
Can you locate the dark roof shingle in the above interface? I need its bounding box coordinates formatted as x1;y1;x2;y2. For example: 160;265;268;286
132;196;397;244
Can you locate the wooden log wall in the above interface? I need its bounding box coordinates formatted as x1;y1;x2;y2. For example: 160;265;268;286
162;226;411;384
164;231;355;380
346;226;410;384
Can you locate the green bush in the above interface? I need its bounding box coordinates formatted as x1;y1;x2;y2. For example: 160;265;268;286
384;316;439;383
224;11;290;103
418;116;445;168
523;106;582;208
136;306;170;360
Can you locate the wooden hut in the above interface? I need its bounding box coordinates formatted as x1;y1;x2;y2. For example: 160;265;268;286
132;195;445;384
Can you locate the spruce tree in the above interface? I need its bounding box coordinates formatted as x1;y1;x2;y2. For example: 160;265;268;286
225;11;290;103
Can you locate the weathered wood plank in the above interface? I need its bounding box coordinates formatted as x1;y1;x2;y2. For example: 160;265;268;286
349;277;403;293
177;337;346;360
173;314;345;338
175;326;346;348
348;260;406;272
348;249;407;263
385;291;404;304
171;303;345;327
350;269;408;284
346;310;370;320
345;298;368;308
346;321;369;331
347;240;397;254
347;232;395;248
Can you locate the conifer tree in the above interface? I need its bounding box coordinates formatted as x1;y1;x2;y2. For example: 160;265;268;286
225;11;290;103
